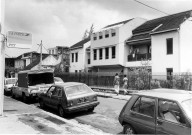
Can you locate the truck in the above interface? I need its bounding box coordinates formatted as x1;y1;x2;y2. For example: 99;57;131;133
11;69;54;103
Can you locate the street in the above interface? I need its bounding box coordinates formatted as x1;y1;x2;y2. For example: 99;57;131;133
32;96;129;134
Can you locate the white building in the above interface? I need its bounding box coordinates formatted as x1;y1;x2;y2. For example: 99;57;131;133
90;18;147;75
126;10;192;79
69;38;91;73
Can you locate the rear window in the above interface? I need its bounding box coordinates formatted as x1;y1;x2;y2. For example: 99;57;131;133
65;84;93;97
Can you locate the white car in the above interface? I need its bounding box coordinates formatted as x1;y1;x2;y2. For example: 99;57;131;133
4;78;17;95
54;77;64;84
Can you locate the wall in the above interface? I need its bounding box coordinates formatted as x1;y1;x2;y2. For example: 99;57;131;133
179;17;192;73
119;18;147;65
91;27;120;66
70;41;90;72
151;31;180;77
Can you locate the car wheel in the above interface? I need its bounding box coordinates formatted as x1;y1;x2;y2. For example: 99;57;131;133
11;90;15;99
124;124;135;135
39;100;45;109
88;107;94;112
58;106;66;117
22;93;28;103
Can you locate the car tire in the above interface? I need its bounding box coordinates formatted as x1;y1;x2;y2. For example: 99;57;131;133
22;93;28;103
88;107;94;112
123;124;135;135
58;106;66;118
39;100;45;109
11;90;15;99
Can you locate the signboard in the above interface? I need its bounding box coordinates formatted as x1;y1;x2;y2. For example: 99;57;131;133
7;31;32;49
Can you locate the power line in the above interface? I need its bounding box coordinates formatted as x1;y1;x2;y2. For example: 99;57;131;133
133;0;169;15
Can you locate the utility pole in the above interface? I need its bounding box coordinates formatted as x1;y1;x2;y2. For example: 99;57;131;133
38;40;42;70
0;0;5;116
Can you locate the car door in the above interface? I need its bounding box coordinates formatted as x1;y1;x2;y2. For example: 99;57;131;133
43;86;56;107
128;96;156;134
156;99;191;135
49;86;62;109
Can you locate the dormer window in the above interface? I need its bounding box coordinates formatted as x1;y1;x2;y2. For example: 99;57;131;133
93;33;97;40
105;30;109;38
99;32;103;39
111;29;116;37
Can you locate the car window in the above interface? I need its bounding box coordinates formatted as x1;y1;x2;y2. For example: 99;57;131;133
48;86;55;94
158;99;186;125
52;87;62;97
132;96;155;117
5;79;17;85
65;84;93;97
181;99;192;120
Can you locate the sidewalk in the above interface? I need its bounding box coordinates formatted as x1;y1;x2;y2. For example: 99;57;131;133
0;96;109;134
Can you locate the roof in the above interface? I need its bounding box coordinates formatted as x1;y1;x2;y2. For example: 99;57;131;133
103;19;133;29
23;54;49;70
70;38;90;50
134;88;192;103
128;10;192;42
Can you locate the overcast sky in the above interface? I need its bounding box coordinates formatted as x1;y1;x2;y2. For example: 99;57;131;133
4;0;192;57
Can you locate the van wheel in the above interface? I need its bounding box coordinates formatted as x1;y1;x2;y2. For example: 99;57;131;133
58;106;66;117
22;94;28;103
124;124;135;135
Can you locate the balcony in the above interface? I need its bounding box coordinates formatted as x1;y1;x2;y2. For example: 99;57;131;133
128;53;151;62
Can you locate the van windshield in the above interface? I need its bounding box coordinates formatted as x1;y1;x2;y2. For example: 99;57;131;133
65;84;93;97
28;73;54;86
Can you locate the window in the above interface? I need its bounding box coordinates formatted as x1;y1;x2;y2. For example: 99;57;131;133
158;99;186;125
111;29;116;37
99;49;103;60
105;30;109;38
167;68;173;80
93;33;97;40
132;97;155;117
75;53;78;62
52;87;62;97
72;53;74;62
105;47;109;59
167;38;173;54
112;46;116;59
99;33;103;39
88;59;90;64
93;49;97;60
52;50;54;54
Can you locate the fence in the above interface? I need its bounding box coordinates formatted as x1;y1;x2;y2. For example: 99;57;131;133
55;72;192;91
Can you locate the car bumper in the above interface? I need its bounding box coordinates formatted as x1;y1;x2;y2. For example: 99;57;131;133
64;101;100;113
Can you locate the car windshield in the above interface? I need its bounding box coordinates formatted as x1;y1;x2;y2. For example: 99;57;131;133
181;98;192;120
65;84;93;97
5;79;17;84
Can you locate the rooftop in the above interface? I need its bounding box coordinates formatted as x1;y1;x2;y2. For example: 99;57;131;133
70;38;90;50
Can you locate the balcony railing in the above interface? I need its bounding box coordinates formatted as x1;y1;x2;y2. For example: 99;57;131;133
128;53;151;62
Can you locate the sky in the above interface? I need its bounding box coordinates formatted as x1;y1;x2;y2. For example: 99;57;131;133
4;0;192;57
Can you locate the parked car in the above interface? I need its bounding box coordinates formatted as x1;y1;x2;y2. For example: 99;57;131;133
38;82;100;117
54;77;64;84
119;89;191;135
4;78;17;95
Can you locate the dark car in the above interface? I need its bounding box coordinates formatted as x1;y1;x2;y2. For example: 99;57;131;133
38;82;100;117
119;89;191;135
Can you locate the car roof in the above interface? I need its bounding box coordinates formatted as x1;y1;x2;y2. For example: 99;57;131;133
133;88;192;103
53;82;85;88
